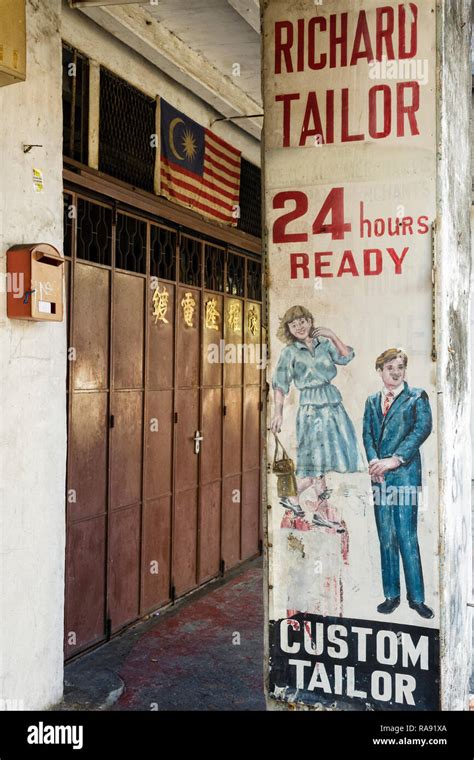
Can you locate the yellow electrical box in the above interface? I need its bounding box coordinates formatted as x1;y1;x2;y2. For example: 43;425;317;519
0;0;26;87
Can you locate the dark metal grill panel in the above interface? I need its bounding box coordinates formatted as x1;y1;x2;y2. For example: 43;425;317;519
76;198;112;265
150;225;177;281
237;159;261;239
226;251;245;297
99;68;156;192
116;214;147;274
63;194;74;259
62;44;89;164
204;244;225;293
179;236;201;286
247;259;262;302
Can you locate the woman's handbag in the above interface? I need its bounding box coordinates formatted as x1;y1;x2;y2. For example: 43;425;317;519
272;433;297;498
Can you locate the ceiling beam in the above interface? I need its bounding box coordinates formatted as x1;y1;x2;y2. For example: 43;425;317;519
227;0;260;34
74;3;262;139
69;1;141;7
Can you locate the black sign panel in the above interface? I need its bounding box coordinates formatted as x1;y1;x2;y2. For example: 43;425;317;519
269;613;440;711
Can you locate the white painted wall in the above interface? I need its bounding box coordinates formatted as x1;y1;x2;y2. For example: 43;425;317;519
471;206;474;475
0;0;66;710
0;0;257;712
471;84;474;473
61;1;261;166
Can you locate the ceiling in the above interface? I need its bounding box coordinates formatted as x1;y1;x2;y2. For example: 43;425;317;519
70;0;262;139
142;0;262;106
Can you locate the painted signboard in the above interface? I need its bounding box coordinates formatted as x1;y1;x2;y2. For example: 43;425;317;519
263;0;439;710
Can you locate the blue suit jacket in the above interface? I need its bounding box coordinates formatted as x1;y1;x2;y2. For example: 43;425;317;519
362;382;432;489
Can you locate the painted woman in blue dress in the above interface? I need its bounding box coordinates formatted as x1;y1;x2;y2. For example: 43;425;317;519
270;305;364;531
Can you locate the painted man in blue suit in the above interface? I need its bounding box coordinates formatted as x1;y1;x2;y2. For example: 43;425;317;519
362;348;434;619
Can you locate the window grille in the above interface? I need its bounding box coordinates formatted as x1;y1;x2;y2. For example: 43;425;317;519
99;68;156;192
116;214;147;274
237;159;261;238
180;236;202;286
204;244;225;292
63;194;74;258
150;225;177;281
62;43;89;164
226;251;245;297
246;258;262;302
76;198;112;266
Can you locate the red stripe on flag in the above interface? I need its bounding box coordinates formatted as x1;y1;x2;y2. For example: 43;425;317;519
204;152;241;181
205;128;241;157
161;168;237;212
205;138;241;170
161;158;239;201
203;162;240;191
161;180;235;223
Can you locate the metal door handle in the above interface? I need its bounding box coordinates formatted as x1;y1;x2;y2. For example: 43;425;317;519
194;430;204;454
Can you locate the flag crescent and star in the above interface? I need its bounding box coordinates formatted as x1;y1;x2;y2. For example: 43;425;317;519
160;99;241;225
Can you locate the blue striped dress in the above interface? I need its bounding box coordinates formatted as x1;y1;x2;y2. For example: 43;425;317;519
272;337;365;477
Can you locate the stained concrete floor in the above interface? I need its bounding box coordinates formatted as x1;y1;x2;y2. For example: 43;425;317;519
54;519;474;711
55;557;265;712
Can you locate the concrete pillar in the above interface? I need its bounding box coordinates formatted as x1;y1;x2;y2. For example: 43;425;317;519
0;0;66;710
262;0;471;711
436;0;472;711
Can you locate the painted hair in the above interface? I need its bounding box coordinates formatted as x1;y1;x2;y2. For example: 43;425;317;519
375;348;408;371
276;305;314;344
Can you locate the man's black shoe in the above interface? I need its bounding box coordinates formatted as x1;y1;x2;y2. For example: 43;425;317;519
377;597;400;614
409;601;434;619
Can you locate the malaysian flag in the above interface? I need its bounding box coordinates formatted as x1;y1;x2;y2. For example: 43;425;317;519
160;100;241;226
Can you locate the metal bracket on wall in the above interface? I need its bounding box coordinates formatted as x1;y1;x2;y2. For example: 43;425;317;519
22;144;43;154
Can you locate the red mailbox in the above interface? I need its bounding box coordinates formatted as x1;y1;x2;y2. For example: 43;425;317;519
7;243;64;321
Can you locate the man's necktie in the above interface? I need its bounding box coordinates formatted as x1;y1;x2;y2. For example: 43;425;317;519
383;391;395;416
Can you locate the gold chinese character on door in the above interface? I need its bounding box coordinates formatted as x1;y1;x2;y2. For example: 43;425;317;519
248;305;259;336
181;291;196;327
227;301;241;334
152;285;169;325
205;298;220;331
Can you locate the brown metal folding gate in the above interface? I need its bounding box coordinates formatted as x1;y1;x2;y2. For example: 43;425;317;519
63;189;263;658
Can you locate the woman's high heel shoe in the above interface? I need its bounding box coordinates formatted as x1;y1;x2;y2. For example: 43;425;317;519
312;512;345;532
279;497;305;519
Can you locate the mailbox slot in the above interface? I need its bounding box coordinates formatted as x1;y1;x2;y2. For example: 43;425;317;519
33;253;63;266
